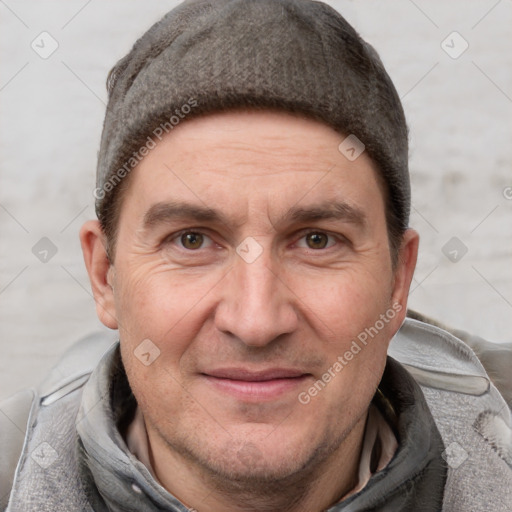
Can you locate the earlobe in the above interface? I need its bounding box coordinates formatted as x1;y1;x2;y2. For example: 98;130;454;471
391;229;419;323
79;220;119;329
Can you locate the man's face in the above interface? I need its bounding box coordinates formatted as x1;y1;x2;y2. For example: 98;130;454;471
85;110;416;486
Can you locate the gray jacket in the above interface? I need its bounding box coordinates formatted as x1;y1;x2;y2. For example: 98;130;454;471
1;318;511;511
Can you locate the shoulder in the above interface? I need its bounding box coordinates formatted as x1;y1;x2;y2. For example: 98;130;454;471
37;331;116;406
390;318;512;511
0;331;116;511
390;317;491;395
404;310;512;404
0;389;35;511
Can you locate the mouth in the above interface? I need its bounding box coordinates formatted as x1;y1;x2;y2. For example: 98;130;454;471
201;368;311;401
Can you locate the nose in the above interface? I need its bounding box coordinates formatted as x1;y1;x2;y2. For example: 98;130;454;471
214;246;298;348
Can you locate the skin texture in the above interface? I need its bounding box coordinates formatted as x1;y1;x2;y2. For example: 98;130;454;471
80;110;419;512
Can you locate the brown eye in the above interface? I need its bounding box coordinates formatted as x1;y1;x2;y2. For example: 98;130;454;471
181;232;204;250
305;232;329;249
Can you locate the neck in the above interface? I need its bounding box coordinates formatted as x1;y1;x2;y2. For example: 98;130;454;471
146;414;367;512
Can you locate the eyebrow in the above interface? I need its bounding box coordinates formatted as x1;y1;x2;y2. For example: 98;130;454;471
143;201;229;228
142;200;367;231
283;202;367;228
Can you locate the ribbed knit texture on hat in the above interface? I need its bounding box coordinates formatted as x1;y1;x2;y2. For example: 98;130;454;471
96;0;409;232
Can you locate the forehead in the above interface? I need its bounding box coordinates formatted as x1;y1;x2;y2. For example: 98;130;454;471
120;109;386;228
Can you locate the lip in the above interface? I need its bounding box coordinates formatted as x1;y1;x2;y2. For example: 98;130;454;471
202;368;311;401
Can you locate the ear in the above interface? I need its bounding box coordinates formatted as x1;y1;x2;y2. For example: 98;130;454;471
79;220;118;329
390;228;419;325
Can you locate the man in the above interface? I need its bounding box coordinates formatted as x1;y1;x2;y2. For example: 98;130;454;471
1;0;511;510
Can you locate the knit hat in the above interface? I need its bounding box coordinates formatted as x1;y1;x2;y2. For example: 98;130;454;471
95;0;410;236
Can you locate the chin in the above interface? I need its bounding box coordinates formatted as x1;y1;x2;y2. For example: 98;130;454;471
204;449;307;486
175;425;331;487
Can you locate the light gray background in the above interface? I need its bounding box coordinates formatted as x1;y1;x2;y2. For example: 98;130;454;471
1;0;511;401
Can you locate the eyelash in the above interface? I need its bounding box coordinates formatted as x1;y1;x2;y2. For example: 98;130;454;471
165;229;344;252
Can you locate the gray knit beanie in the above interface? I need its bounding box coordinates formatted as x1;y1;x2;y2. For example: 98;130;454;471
95;0;410;243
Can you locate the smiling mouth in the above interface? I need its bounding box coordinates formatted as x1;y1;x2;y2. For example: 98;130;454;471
201;368;311;401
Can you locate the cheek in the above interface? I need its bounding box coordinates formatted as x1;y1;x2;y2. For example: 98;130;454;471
113;261;226;373
291;264;394;340
116;262;192;331
120;346;192;435
115;264;203;423
291;266;395;403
